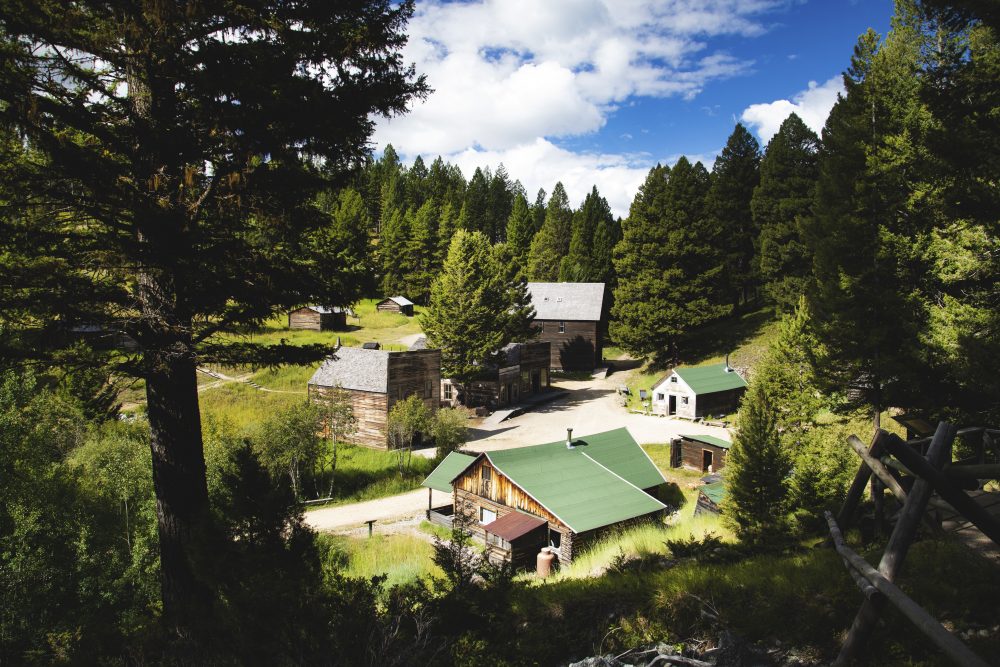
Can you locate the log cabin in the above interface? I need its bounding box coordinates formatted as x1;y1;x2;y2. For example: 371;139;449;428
670;434;732;472
375;296;414;316
307;347;440;449
650;362;747;419
526;282;606;372
422;427;668;568
287;305;349;331
440;341;551;410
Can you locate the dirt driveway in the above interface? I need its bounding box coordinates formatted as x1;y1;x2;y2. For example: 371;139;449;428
305;364;733;534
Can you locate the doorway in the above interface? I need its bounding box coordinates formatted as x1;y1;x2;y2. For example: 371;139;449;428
668;395;677;415
702;449;714;472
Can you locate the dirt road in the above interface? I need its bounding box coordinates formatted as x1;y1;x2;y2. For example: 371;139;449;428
306;488;452;532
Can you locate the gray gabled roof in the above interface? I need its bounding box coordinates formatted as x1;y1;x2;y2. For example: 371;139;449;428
384;296;413;307
527;282;605;321
409;335;428;351
308;347;389;393
302;305;349;315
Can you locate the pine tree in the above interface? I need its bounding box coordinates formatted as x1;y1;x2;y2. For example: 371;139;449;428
591;214;623;288
404;155;429;210
559;186;614;283
462;167;491;234
722;381;791;544
487;164;515;243
0;0;425;637
403;199;440;303
527;182;572;281
422;231;535;382
706;124;761;308
505;192;534;275
314;187;373;301
436;201;460;266
805;24;931;423
379;207;410;296
611;158;726;361
753;114;820;312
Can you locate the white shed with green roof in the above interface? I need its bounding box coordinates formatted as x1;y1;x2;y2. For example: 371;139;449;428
650;362;747;420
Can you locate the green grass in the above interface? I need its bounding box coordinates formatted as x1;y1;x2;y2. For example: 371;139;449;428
317;445;437;505
602;346;628;361
510;537;1000;665
418;520;453;542
553;512;733;580
321;533;441;587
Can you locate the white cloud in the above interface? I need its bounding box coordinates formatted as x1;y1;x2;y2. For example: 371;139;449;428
739;75;844;144
374;0;799;218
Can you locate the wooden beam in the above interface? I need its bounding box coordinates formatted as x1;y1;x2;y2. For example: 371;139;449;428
848;435;907;504
825;512;990;667
883;435;1000;545
836;423;956;666
836;430;885;530
942;463;1000;481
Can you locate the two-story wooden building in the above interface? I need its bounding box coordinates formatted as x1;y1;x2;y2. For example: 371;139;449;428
308;347;440;449
526;282;607;372
440;341;551;410
422;427;668;567
650;362;747;420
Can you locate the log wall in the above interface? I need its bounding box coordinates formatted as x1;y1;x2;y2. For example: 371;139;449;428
311;385;389;448
680;440;730;472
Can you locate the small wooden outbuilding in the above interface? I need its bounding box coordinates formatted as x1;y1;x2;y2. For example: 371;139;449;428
650;362;747;419
694;480;726;516
670;433;732;472
376;296;414;316
288;305;348;331
422;427;668;567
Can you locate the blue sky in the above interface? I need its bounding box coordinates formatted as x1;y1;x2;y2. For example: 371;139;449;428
374;0;896;216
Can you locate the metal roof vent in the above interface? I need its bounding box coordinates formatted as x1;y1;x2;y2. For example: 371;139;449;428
725;352;733;372
566;427;574;449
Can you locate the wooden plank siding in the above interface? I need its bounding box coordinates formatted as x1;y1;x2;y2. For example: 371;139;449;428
535;319;602;371
288;308;346;331
681;440;729;472
311;386;389;448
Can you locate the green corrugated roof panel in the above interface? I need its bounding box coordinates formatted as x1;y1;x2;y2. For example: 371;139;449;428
682;434;732;450
421;452;476;493
700;481;727;505
486;428;667;533
675;363;747;395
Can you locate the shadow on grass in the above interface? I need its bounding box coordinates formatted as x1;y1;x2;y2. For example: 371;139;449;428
669;307;775;366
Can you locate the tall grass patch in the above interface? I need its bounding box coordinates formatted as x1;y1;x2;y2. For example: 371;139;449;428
321;533;441;587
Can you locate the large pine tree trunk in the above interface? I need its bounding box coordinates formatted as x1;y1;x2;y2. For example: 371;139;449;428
144;340;213;642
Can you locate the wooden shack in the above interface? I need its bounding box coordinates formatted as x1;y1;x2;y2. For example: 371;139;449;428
670;434;732;472
422;427;667;566
308;347;440;449
376;296;414;316
650;363;747;419
441;341;551;409
288;305;348;331
526;282;606;372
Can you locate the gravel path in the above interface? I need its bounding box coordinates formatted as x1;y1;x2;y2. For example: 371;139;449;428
305;364;733;535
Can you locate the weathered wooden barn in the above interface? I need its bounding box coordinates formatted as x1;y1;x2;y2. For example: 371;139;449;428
422;427;667;567
650;362;747;419
287;305;349;331
376;296;414;316
526;282;607;372
440;341;551;410
307;347;440;449
670;434;732;472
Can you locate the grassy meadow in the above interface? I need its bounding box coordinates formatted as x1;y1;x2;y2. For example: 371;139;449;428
320;533;441;587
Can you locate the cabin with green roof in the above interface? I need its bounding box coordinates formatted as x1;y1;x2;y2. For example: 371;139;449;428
650;362;747;420
421;427;669;566
671;433;733;472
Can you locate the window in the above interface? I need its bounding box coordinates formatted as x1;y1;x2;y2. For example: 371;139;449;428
482;466;492;481
656;393;664;401
549;530;562;549
443;383;453;400
480;507;497;524
558;321;566;333
424;379;433;398
670;376;678;383
681;396;689;405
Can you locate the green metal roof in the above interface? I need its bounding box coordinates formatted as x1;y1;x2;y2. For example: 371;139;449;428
700;481;727;506
421;452;476;493
681;434;732;450
674;363;747;395
485;428;667;534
